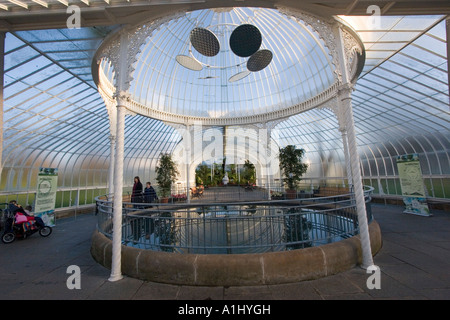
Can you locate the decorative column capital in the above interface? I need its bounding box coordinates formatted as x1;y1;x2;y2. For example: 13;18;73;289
338;125;348;134
113;90;131;107
337;83;354;100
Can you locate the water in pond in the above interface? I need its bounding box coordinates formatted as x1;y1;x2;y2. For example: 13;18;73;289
124;205;357;254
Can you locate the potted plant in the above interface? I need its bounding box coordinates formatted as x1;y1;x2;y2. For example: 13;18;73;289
270;190;284;200
171;193;187;202
241;160;256;186
156;153;179;203
278;145;308;199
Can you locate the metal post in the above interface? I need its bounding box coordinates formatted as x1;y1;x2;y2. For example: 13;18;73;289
446;17;450;103
109;104;125;282
105;99;117;198
266;124;272;200
108;30;130;282
0;32;5;182
339;128;353;187
333;23;373;269
340;88;374;269
186;124;191;204
108;134;116;196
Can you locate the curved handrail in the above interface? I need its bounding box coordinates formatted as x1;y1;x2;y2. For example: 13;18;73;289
95;186;374;254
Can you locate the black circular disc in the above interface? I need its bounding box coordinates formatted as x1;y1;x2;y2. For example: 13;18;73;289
190;27;220;57
229;24;262;57
247;49;273;72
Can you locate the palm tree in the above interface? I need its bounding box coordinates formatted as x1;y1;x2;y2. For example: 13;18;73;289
241;160;256;185
195;163;210;186
278;145;308;191
156;153;179;199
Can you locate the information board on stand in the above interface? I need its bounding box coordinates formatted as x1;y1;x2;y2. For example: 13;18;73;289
34;167;58;226
396;154;431;217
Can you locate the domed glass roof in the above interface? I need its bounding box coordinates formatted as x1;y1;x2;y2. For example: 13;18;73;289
129;8;336;119
1;8;448;204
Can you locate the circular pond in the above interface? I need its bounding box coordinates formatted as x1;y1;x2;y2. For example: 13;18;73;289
121;205;359;254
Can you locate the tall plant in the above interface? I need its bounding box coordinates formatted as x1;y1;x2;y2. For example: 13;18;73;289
195;163;210;186
241;160;256;185
278;145;308;190
156;153;179;198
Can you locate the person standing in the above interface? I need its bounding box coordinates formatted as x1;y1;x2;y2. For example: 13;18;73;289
131;176;143;204
130;176;144;240
144;181;158;204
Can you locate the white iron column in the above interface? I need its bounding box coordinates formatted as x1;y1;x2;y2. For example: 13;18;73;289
108;134;116;196
334;23;373;269
109;30;131;282
340;87;373;268
265;123;272;200
107;103;117;197
186;123;191;204
339;126;353;187
0;33;5;181
334;98;352;187
446;17;450;102
109;102;126;282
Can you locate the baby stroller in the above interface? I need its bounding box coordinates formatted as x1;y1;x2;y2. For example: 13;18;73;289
1;203;52;244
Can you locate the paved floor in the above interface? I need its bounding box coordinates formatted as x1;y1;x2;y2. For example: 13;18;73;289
0;203;449;300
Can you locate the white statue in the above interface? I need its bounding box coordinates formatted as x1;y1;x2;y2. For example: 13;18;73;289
222;172;229;186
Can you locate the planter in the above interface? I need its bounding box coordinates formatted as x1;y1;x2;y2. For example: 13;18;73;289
160;197;169;203
286;189;297;199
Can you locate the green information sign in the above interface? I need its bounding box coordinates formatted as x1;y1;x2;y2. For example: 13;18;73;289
35;167;58;226
396;154;431;217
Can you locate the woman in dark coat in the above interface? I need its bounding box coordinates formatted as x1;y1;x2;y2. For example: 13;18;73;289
131;176;143;204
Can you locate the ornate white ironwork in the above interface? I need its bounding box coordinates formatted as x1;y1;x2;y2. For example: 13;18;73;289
276;6;343;84
94;8;364;126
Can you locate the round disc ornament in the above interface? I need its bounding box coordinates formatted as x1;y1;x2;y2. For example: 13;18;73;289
190;27;220;57
176;55;203;71
247;49;273;72
229;24;262;57
228;70;251;82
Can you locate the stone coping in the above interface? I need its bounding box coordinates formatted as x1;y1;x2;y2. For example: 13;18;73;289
91;220;382;286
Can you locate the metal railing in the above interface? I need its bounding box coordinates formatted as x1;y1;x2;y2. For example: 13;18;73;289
95;186;374;254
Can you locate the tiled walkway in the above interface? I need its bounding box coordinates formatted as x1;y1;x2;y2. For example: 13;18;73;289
1;203;449;300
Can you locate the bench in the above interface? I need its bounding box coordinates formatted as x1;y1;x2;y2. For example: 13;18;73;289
190;186;204;198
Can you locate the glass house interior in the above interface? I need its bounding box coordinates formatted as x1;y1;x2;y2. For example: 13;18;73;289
0;0;449;210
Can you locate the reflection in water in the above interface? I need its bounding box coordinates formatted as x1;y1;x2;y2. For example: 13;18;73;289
124;205;356;254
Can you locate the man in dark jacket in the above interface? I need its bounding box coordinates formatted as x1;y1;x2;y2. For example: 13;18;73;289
144;182;158;204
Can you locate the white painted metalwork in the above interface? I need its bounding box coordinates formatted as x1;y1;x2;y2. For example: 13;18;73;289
96;188;375;254
0;3;449;281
